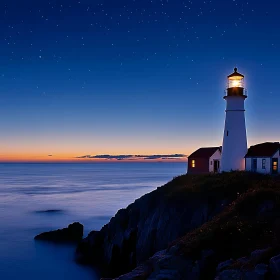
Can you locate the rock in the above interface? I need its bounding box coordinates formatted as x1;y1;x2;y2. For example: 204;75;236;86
254;263;268;275
218;269;242;280
270;254;280;277
240;263;268;280
119;248;215;280
153;269;180;280
236;256;250;265
75;172;280;278
216;259;234;273
35;222;83;243
76;195;228;277
75;230;104;264
74;174;236;278
243;270;265;280
114;263;153;280
167;244;180;255
250;249;268;261
216;260;268;280
243;264;268;280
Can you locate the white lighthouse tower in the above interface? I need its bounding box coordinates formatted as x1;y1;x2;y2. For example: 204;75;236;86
220;68;248;172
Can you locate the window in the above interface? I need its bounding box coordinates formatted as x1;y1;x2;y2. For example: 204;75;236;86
273;161;278;171
262;159;266;169
210;161;213;165
227;131;229;136
191;160;195;168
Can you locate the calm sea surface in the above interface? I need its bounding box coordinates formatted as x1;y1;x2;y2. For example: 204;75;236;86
0;162;186;280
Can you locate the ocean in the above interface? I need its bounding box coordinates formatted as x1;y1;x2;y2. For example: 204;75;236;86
0;162;186;279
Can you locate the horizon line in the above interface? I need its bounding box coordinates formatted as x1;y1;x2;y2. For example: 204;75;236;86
0;160;188;164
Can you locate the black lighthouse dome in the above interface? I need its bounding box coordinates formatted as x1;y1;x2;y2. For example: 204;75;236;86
226;67;247;98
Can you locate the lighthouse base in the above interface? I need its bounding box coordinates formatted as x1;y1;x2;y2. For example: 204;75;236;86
220;158;246;172
220;139;247;172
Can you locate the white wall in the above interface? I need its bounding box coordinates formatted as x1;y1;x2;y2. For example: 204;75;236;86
245;156;280;174
246;157;270;174
209;150;221;172
245;149;280;174
220;96;247;172
257;158;271;174
245;158;251;171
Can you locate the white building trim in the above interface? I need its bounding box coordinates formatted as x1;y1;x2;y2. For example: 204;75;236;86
209;149;221;173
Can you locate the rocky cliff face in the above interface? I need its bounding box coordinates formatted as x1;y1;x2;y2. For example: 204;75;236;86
76;172;267;278
112;180;280;279
77;195;227;277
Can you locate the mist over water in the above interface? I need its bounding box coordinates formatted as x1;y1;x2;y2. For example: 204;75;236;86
0;162;186;280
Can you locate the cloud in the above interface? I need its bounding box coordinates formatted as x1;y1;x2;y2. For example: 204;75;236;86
141;154;186;160
94;155;134;160
75;155;134;160
48;155;53;157
76;155;92;159
75;154;187;161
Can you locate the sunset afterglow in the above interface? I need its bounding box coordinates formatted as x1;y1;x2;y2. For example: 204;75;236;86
0;1;279;162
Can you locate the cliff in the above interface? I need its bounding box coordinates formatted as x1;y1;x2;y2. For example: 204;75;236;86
75;172;279;279
114;176;280;279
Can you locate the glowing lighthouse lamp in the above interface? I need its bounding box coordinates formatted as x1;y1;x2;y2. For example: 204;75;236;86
220;68;248;172
228;69;245;89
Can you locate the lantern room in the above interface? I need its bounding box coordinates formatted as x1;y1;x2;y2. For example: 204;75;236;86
226;68;246;98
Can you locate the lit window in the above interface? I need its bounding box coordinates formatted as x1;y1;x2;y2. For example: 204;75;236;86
191;160;195;168
229;79;242;88
273;160;278;171
262;159;266;169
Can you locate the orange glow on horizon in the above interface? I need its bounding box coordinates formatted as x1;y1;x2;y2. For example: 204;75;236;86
0;153;189;163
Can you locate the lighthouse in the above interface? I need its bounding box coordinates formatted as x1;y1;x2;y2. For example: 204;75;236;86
220;68;248;172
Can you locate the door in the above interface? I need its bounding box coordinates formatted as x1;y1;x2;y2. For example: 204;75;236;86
252;159;257;172
214;160;219;173
272;158;278;174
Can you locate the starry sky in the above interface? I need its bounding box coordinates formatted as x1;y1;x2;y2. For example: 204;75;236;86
0;0;279;162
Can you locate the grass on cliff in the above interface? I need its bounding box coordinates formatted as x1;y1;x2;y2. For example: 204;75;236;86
161;171;276;199
140;171;278;211
166;172;280;266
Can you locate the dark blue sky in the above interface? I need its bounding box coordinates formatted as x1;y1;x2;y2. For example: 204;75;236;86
0;0;279;161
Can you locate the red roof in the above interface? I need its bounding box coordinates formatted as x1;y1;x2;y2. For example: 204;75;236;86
188;147;221;159
245;142;280;158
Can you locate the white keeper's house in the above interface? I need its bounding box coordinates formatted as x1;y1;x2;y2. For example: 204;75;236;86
188;68;279;175
245;142;280;174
